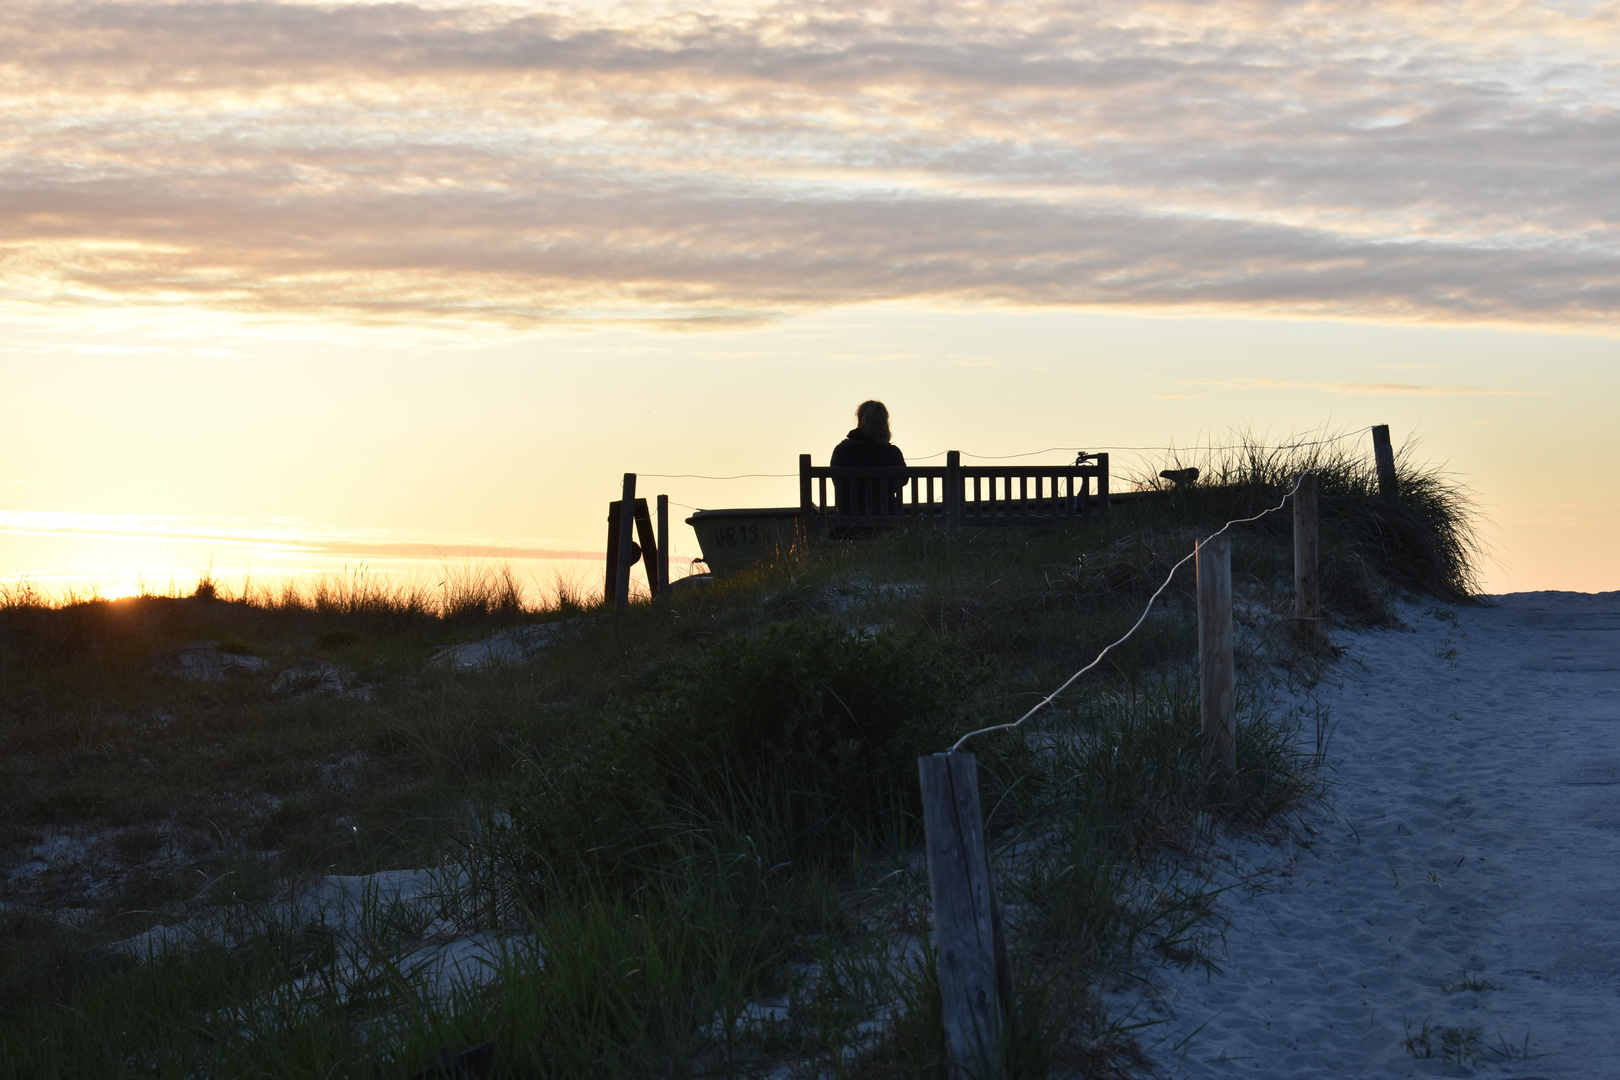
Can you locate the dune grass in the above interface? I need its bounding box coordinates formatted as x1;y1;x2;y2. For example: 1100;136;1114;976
0;438;1479;1077
1128;429;1481;606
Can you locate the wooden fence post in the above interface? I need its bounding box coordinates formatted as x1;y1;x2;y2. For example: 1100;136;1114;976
1196;534;1235;776
918;752;1010;1079
656;494;670;596
799;452;814;522
615;473;637;612
946;451;963;531
1293;472;1320;642
1371;424;1398;497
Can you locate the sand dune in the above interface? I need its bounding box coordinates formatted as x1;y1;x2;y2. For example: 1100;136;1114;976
1122;592;1620;1078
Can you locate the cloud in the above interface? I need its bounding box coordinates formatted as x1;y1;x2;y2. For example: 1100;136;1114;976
2;0;1618;329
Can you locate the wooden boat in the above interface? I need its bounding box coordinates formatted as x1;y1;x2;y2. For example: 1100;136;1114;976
684;507;802;577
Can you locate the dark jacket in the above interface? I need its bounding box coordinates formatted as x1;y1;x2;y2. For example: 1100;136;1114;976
829;429;906;515
830;428;906;468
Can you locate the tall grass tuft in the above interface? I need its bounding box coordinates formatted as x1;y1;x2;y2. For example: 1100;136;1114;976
1131;428;1482;607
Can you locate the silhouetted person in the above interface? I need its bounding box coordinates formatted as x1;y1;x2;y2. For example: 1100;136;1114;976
830;400;905;516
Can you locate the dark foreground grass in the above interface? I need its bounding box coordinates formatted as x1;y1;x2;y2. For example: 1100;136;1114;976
0;441;1479;1078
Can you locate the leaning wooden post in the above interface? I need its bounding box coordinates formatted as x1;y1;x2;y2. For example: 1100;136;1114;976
615;473;637;612
632;499;659;598
656;494;670;596
1371;424;1398;497
1196;534;1235;777
946;450;963;531
918;752;1010;1079
1293;472;1320;642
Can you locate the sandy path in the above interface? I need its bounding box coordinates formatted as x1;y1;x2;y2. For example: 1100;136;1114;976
1125;592;1620;1079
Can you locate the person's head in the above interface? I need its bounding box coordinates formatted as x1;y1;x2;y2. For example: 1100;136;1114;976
855;400;891;444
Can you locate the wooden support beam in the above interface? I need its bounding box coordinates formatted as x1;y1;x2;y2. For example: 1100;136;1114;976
946;451;963;531
1293;472;1321;642
656;494;670;597
918;752;1010;1079
1197;533;1235;777
1372;424;1398;497
633;498;659;599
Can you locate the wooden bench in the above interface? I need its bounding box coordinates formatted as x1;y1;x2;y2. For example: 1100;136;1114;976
798;450;1109;532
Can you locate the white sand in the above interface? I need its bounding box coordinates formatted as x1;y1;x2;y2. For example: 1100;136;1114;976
1124;592;1620;1078
119;867;518;1003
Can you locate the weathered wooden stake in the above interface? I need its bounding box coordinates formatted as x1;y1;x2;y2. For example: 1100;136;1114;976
1371;424;1398;497
945;450;963;531
1293;472;1321;642
615;473;637;612
656;494;670;596
604;506;621;604
799;453;815;522
1196;534;1235;776
918;752;1010;1079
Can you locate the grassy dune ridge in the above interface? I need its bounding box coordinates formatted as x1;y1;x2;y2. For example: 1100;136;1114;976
0;439;1477;1078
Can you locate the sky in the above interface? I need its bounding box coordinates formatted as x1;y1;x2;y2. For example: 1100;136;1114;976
2;0;1616;601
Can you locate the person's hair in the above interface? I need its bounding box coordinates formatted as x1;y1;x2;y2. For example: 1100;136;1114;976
856;400;890;444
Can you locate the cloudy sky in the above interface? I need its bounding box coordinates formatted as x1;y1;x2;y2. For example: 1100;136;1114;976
3;0;1617;596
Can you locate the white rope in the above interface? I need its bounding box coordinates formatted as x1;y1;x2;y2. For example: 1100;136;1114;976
946;474;1306;754
638;431;1368;480
911;428;1371;463
638;472;796;479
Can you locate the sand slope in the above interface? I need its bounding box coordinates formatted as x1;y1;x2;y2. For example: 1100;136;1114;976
1127;592;1620;1078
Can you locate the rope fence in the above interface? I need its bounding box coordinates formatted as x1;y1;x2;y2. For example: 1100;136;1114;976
638;429;1374;484
638;472;797;480
617;438;1361;1071
911;427;1373;463
920;468;1323;1073
945;473;1306;754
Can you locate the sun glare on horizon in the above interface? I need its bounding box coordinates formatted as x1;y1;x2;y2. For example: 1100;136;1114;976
3;0;1618;594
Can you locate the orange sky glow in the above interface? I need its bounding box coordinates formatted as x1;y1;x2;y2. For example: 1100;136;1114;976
4;0;1617;601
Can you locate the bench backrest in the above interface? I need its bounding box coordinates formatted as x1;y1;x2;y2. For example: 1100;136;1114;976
799;451;1109;529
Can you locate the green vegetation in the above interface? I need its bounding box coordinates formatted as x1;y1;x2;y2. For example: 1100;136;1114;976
0;438;1479;1078
1441;970;1497;994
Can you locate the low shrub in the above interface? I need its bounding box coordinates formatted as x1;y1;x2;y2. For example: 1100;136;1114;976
500;618;970;902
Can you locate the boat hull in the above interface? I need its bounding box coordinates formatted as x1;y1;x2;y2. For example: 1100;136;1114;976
685;507;802;576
